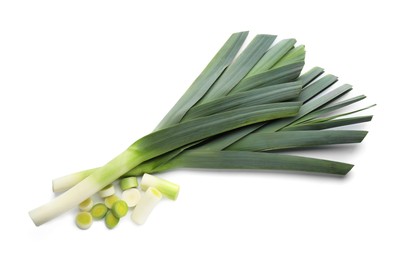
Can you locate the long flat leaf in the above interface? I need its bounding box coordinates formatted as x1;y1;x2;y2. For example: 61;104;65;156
297;66;324;86
295;95;367;124
155;31;248;130
194;67;325;151
246;39;296;77
230;61;305;93
254;84;353;134
198;34;276;103
284;116;373;131
130;102;301;161
306;104;376;124
184;82;301;120
160;151;353;175
227;130;368;151
298;74;338;103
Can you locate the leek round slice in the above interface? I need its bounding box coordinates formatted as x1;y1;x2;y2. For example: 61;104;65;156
98;184;115;198
90;203;108;220
122;188;141;207
104;194;119;209
111;200;128;218
75;212;92;230
78;198;93;211
105;211;119;229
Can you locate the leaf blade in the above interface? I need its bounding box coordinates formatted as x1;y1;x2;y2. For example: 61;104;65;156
155;31;248;130
227;130;368;151
184;82;301;120
162;151;353;175
131;102;302;161
198;34;276;103
230;61;305;93
246;39;297;77
284;116;373;131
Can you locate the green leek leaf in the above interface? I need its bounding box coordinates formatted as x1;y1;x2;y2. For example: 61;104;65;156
227;130;368;151
198;34;276;103
155;31;248;130
246;39;296;77
162;151;353;175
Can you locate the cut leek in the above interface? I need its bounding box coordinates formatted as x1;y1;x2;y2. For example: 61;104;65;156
104;195;120;209
105;211;119;229
131;187;162;225
29;32;373;227
78;198;93;212
111;200;128;218
90;203;108;220
75;212;92;230
119;177;138;191
98;184;115;198
121;188;141;207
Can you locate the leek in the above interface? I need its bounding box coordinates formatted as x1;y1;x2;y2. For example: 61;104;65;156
131;187;162;225
29;32;374;227
75;212;92;230
90;203;108;220
140;173;180;200
121;188;141;208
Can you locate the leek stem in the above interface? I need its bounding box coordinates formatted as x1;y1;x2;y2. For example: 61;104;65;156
52;168;97;193
29;149;142;226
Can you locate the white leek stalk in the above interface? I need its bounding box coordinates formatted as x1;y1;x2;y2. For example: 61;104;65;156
131;187;162;225
121;188;141;207
52;168;97;193
29;150;141;226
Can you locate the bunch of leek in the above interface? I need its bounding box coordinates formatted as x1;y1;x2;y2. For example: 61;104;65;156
29;32;373;226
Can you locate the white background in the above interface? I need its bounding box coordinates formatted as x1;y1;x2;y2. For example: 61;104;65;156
1;0;406;259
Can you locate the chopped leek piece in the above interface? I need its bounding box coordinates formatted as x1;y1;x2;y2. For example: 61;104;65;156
75;212;92;230
105;211;119;229
98;184;115;198
90;203;108;220
121;188;141;207
140;174;180;200
104;194;119;209
78;198;93;212
119;177;138;191
131;187;162;225
111;200;128;218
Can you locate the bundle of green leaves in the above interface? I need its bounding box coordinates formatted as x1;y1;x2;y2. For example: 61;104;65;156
29;32;374;226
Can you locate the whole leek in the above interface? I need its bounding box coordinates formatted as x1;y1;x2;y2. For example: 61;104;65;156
29;32;374;226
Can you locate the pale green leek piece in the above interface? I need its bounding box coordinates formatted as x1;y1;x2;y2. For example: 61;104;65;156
78;198;93;211
105;211;119;229
29;32;374;226
104;195;119;209
131;187;162;225
98;184;115;198
75;212;92;230
121;188;141;207
111;200;128;218
90;203;108;220
119;177;138;191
